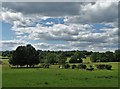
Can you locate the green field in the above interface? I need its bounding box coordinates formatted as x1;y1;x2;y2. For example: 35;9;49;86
2;58;119;87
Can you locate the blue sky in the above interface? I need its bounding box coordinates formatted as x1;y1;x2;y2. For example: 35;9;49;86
1;2;118;51
2;22;14;40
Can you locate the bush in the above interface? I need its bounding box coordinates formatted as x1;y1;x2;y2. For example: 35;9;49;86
71;64;76;69
78;64;86;69
64;64;70;69
105;64;112;70
96;64;105;69
96;64;112;70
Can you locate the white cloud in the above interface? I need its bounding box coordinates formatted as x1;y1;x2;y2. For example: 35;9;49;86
1;8;23;23
12;23;93;41
34;43;50;50
11;22;118;45
34;42;74;51
66;1;118;24
1;2;118;52
0;40;28;51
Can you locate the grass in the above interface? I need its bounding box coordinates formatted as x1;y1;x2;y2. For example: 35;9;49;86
2;58;119;87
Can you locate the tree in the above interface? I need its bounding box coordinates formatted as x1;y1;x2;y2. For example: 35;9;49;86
105;51;114;62
69;56;78;63
57;53;67;65
74;51;86;59
9;44;39;67
45;53;57;64
90;51;118;62
69;51;84;63
9;46;26;67
25;44;39;67
115;50;120;62
90;52;100;62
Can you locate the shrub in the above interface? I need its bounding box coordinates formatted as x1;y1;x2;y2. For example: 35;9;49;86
64;64;70;69
78;64;86;69
71;64;76;69
96;64;105;69
96;64;112;70
105;64;112;70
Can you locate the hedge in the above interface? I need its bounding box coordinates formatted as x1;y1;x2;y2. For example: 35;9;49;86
96;64;112;70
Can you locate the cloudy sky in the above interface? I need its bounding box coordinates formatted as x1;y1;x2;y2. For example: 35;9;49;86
0;0;119;51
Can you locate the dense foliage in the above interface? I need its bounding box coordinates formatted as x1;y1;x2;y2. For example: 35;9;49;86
9;44;39;67
96;64;112;70
69;51;85;63
1;44;119;68
90;50;120;62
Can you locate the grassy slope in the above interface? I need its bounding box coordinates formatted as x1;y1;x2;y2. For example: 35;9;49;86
2;58;119;87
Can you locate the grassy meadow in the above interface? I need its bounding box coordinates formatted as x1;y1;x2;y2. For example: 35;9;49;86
2;57;119;87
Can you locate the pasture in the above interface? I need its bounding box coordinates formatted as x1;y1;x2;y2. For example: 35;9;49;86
2;58;119;87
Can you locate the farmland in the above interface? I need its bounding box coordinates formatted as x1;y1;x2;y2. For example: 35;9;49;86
2;58;119;87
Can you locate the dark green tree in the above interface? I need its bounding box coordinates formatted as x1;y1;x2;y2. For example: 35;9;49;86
105;51;114;62
9;46;26;67
90;52;100;62
25;44;39;67
115;50;120;62
9;44;39;67
69;51;84;63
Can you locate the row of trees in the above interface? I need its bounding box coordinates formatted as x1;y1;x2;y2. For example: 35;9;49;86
9;44;68;67
90;50;120;62
1;49;92;58
1;44;119;67
9;45;87;67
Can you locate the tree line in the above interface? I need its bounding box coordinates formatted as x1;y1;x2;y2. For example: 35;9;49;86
0;44;119;67
90;50;119;62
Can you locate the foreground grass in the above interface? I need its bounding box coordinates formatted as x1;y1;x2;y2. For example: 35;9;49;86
2;59;119;87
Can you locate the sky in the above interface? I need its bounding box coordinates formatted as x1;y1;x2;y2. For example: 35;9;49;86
0;1;119;52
